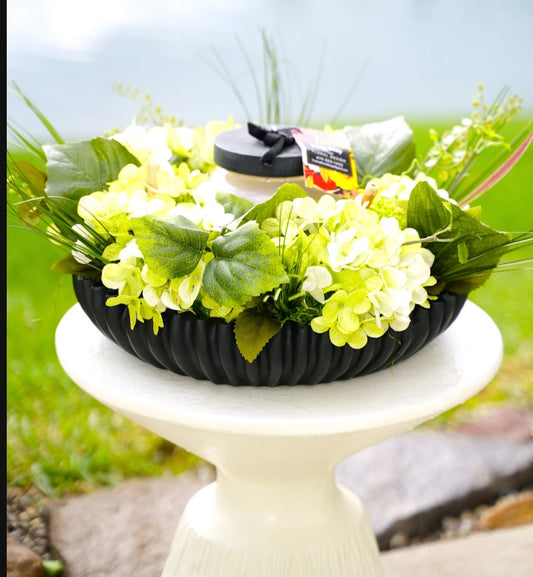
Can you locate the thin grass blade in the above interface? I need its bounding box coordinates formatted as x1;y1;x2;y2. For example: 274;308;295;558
10;82;64;144
460;131;533;206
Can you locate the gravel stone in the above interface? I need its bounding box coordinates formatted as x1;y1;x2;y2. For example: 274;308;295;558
389;531;410;549
7;487;61;563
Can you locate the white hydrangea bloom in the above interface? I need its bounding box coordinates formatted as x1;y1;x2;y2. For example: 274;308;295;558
193;181;219;205
172;126;195;152
119;239;143;260
168;202;204;225
371;173;453;203
126;190;172;218
262;194;439;349
112;125;173;167
327;229;371;272
71;223;94;264
292;194;340;228
199;201;235;230
302;266;332;303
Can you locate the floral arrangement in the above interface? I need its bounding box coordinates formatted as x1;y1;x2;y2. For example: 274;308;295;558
7;84;532;364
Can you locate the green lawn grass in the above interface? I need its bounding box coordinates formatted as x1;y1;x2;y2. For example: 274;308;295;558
7;230;199;496
7;119;533;496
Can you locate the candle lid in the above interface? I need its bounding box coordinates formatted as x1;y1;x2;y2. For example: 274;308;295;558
213;125;304;178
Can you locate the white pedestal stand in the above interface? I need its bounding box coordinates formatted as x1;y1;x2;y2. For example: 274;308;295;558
56;301;502;577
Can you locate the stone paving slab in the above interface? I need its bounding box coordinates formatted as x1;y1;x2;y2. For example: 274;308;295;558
381;524;533;577
48;470;214;577
48;431;533;577
336;430;533;548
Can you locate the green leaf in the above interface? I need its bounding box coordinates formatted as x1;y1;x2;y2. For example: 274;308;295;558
240;183;308;225
407;181;452;241
465;205;482;220
344;116;415;181
215;191;254;219
407;181;512;293
51;254;102;279
457;242;469;264
8;159;48;225
131;215;209;278
234;309;282;362
44;137;140;219
10;160;47;195
434;204;512;293
203;221;289;307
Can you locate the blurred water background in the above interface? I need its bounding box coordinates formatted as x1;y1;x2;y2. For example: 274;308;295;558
7;0;533;139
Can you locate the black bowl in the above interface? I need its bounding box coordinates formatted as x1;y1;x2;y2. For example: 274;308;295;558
73;276;467;387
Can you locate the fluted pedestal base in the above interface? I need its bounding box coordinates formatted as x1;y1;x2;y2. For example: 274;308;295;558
162;482;381;577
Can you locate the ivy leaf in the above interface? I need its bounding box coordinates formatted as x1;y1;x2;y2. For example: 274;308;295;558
240;183;308;225
131;215;209;278
44;137;140;219
234;309;282;363
344;116;415;181
215;191;254;219
203;221;288;307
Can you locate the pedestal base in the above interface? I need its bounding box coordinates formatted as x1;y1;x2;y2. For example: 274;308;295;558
55;301;503;577
163;482;381;577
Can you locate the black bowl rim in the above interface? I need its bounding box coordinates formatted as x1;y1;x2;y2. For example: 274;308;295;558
72;275;467;387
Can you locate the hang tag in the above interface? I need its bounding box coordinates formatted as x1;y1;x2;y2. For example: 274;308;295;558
291;127;358;197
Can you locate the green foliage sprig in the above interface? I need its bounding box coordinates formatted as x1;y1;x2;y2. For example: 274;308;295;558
422;84;529;204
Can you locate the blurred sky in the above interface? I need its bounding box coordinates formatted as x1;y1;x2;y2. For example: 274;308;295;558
7;0;533;139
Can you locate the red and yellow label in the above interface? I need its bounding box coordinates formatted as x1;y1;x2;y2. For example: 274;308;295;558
291;127;358;198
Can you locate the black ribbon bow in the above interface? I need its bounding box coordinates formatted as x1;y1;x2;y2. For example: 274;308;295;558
247;122;296;166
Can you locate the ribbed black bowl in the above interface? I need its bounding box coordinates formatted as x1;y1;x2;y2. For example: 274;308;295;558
73;276;467;387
